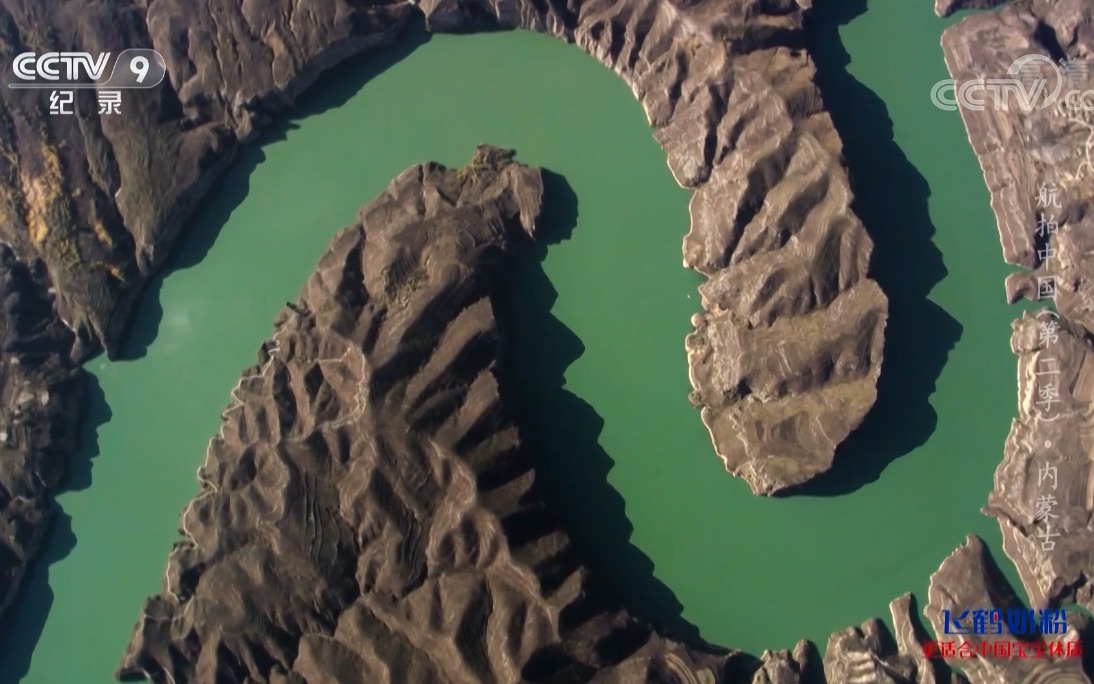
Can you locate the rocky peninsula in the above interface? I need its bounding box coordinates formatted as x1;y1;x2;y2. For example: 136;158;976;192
117;144;752;682
933;0;1009;19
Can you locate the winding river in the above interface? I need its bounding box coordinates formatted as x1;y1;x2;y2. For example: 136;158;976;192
0;1;1031;681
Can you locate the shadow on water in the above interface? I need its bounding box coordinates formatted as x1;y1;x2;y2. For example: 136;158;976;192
119;19;434;360
784;0;964;497
497;170;706;648
0;373;111;683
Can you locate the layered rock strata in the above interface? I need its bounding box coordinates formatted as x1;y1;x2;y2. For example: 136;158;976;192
822;615;926;684
0;0;887;642
940;0;1094;622
986;312;1094;613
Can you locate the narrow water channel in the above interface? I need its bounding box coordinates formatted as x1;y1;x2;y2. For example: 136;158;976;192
0;2;1028;681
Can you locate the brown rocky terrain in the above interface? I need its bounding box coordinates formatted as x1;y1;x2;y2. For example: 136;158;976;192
117;145;758;683
12;0;1090;680
119;147;933;684
0;246;81;621
0;0;890;656
939;0;1094;637
924;535;1090;684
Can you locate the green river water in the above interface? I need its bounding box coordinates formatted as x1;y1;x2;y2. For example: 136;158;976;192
0;1;1036;681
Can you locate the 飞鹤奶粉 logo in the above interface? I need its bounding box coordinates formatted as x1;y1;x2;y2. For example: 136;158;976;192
920;608;1083;661
941;608;1068;636
5;49;167;117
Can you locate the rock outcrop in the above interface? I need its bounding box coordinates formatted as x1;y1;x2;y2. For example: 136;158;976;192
889;593;965;684
985;312;1094;613
0;0;888;644
118;145;755;683
529;0;890;496
924;535;1088;684
933;0;1011;19
940;0;1094;626
0;247;81;621
822;618;919;684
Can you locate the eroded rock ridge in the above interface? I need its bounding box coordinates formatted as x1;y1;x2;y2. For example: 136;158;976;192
425;0;891;495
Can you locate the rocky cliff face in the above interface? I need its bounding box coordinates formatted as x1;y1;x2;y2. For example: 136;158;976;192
938;0;1094;650
924;535;1090;684
0;0;888;651
0;246;80;621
